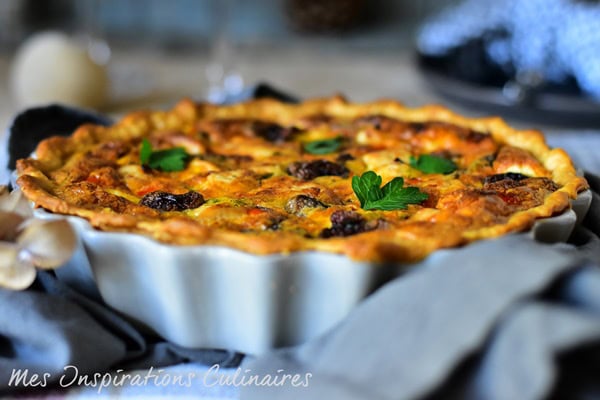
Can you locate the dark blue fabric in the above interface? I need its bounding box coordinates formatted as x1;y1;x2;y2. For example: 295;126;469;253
7;104;112;171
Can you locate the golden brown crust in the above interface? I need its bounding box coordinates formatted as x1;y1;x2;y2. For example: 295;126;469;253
16;97;588;262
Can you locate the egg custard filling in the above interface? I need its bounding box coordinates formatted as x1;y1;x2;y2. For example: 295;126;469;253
16;97;588;262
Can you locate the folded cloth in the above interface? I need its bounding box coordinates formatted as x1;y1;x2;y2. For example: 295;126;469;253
241;173;600;400
0;270;244;392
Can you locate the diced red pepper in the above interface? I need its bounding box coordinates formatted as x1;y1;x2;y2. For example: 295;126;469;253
137;185;162;197
247;208;265;216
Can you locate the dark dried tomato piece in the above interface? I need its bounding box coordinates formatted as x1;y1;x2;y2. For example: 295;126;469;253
320;210;371;238
409;122;427;132
140;191;205;212
287;160;349;180
285;195;327;215
336;153;355;162
484;172;529;185
465;130;489;143
252;122;300;142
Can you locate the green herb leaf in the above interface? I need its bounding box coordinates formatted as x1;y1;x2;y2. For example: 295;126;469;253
381;177;404;197
140;138;152;165
351;171;382;207
140;138;189;172
303;137;342;155
352;171;428;211
409;154;457;174
365;186;429;211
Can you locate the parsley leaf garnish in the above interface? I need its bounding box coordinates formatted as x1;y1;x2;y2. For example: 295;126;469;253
352;171;428;210
140;138;152;164
409;154;457;174
140;138;189;172
303;137;342;155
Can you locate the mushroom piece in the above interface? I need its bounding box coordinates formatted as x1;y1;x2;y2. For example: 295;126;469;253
17;219;77;269
0;188;33;217
0;242;37;290
0;211;26;241
0;186;78;290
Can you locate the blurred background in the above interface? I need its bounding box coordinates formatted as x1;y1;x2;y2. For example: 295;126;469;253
0;0;452;114
0;0;599;128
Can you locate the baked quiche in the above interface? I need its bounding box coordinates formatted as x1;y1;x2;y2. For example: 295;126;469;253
16;97;588;262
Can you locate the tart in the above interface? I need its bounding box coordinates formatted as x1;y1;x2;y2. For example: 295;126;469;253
16;96;588;262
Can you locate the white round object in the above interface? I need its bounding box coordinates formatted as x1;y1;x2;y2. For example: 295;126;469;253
10;31;108;109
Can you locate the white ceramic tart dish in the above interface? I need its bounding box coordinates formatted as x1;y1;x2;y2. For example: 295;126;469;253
34;190;590;355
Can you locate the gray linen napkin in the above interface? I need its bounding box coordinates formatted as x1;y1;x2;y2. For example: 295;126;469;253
0;270;244;392
241;174;600;400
